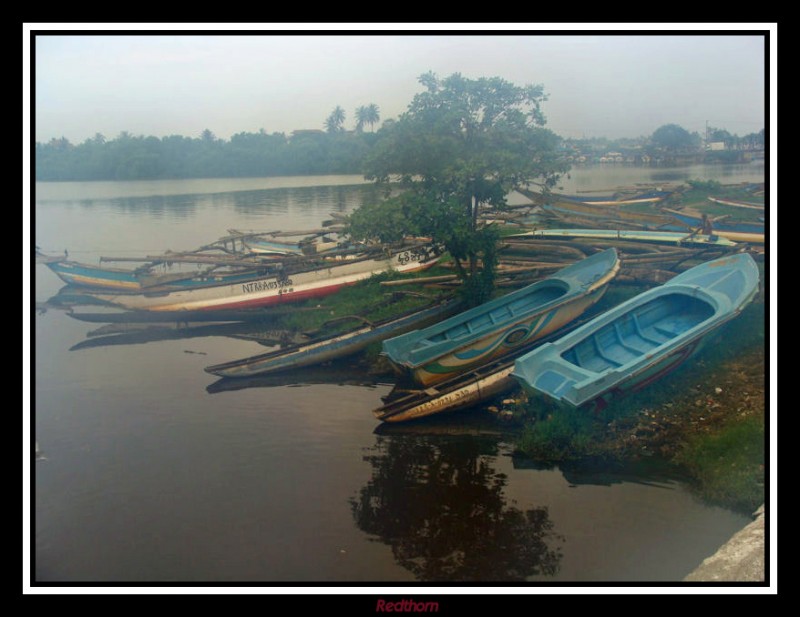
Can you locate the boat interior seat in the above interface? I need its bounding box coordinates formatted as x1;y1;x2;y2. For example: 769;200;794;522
630;314;669;345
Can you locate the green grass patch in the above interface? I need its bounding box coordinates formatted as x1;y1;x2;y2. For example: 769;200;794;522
272;264;456;335
661;179;765;223
674;415;765;514
515;406;606;461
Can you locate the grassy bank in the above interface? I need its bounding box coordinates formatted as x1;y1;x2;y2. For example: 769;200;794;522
512;280;767;515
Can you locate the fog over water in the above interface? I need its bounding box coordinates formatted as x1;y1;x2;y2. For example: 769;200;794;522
29;29;769;143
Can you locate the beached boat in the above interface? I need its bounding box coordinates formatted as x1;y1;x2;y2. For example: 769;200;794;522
381;248;620;387
374;355;520;423
559;189;674;206
538;199;682;230
511;252;760;412
243;235;342;256
73;244;441;312
204;297;462;378
511;228;738;248
660;208;765;244
519;189;680;229
707;196;764;210
241;237;306;256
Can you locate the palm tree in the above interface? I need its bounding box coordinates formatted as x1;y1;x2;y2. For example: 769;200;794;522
325;106;346;133
356;103;380;132
355;106;367;132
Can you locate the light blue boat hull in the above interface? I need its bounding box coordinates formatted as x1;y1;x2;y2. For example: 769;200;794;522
511;252;761;411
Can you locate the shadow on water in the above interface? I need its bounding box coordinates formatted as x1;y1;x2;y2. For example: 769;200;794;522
350;432;564;582
511;455;686;489
205;362;390;394
66;321;298;352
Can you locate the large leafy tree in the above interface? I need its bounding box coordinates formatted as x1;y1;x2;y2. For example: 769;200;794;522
346;72;567;305
650;123;698;151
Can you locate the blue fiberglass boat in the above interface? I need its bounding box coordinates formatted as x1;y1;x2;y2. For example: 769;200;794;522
511;252;760;412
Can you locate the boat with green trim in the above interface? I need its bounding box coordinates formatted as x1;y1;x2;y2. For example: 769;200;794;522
381;248;620;387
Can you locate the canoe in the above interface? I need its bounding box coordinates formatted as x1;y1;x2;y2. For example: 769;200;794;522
707;196;764;210
511;252;760;412
204;298;462;378
242;237;306;256
558;190;674;206
243;236;342;256
41;258;271;291
660;208;765;243
539;200;682;230
374;355;520;423
511;229;738;248
75;244;441;312
381;248;620;387
517;188;678;229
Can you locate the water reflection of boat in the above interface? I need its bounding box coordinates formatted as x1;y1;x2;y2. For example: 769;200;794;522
55;299;324;324
205;363;389;394
382;249;620;388
372;414;506;437
511;456;682;489
512;252;760;412
67;321;302;351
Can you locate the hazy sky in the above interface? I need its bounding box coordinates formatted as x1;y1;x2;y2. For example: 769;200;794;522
27;26;772;144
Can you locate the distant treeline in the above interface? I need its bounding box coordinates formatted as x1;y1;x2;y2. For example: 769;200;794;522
35;129;384;181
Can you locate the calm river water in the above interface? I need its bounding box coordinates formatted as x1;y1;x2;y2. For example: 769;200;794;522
29;164;766;586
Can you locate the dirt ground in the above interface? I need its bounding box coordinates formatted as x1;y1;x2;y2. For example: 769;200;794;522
596;345;767;461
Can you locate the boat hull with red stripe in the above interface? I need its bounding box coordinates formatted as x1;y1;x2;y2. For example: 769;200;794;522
79;245;440;312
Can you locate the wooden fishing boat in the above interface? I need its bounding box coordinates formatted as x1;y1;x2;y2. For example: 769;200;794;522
241;237;306;256
381;248;620;387
374;355;520;423
204;297;462;378
558;189;674;206
511;228;738;248
707;196;764;210
73;244;441;312
538;199;682;230
40;257;273;291
511;252;760;412
660;208;765;244
243;235;342;256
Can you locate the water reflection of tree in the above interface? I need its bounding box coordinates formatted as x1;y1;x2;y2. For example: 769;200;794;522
350;435;563;581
